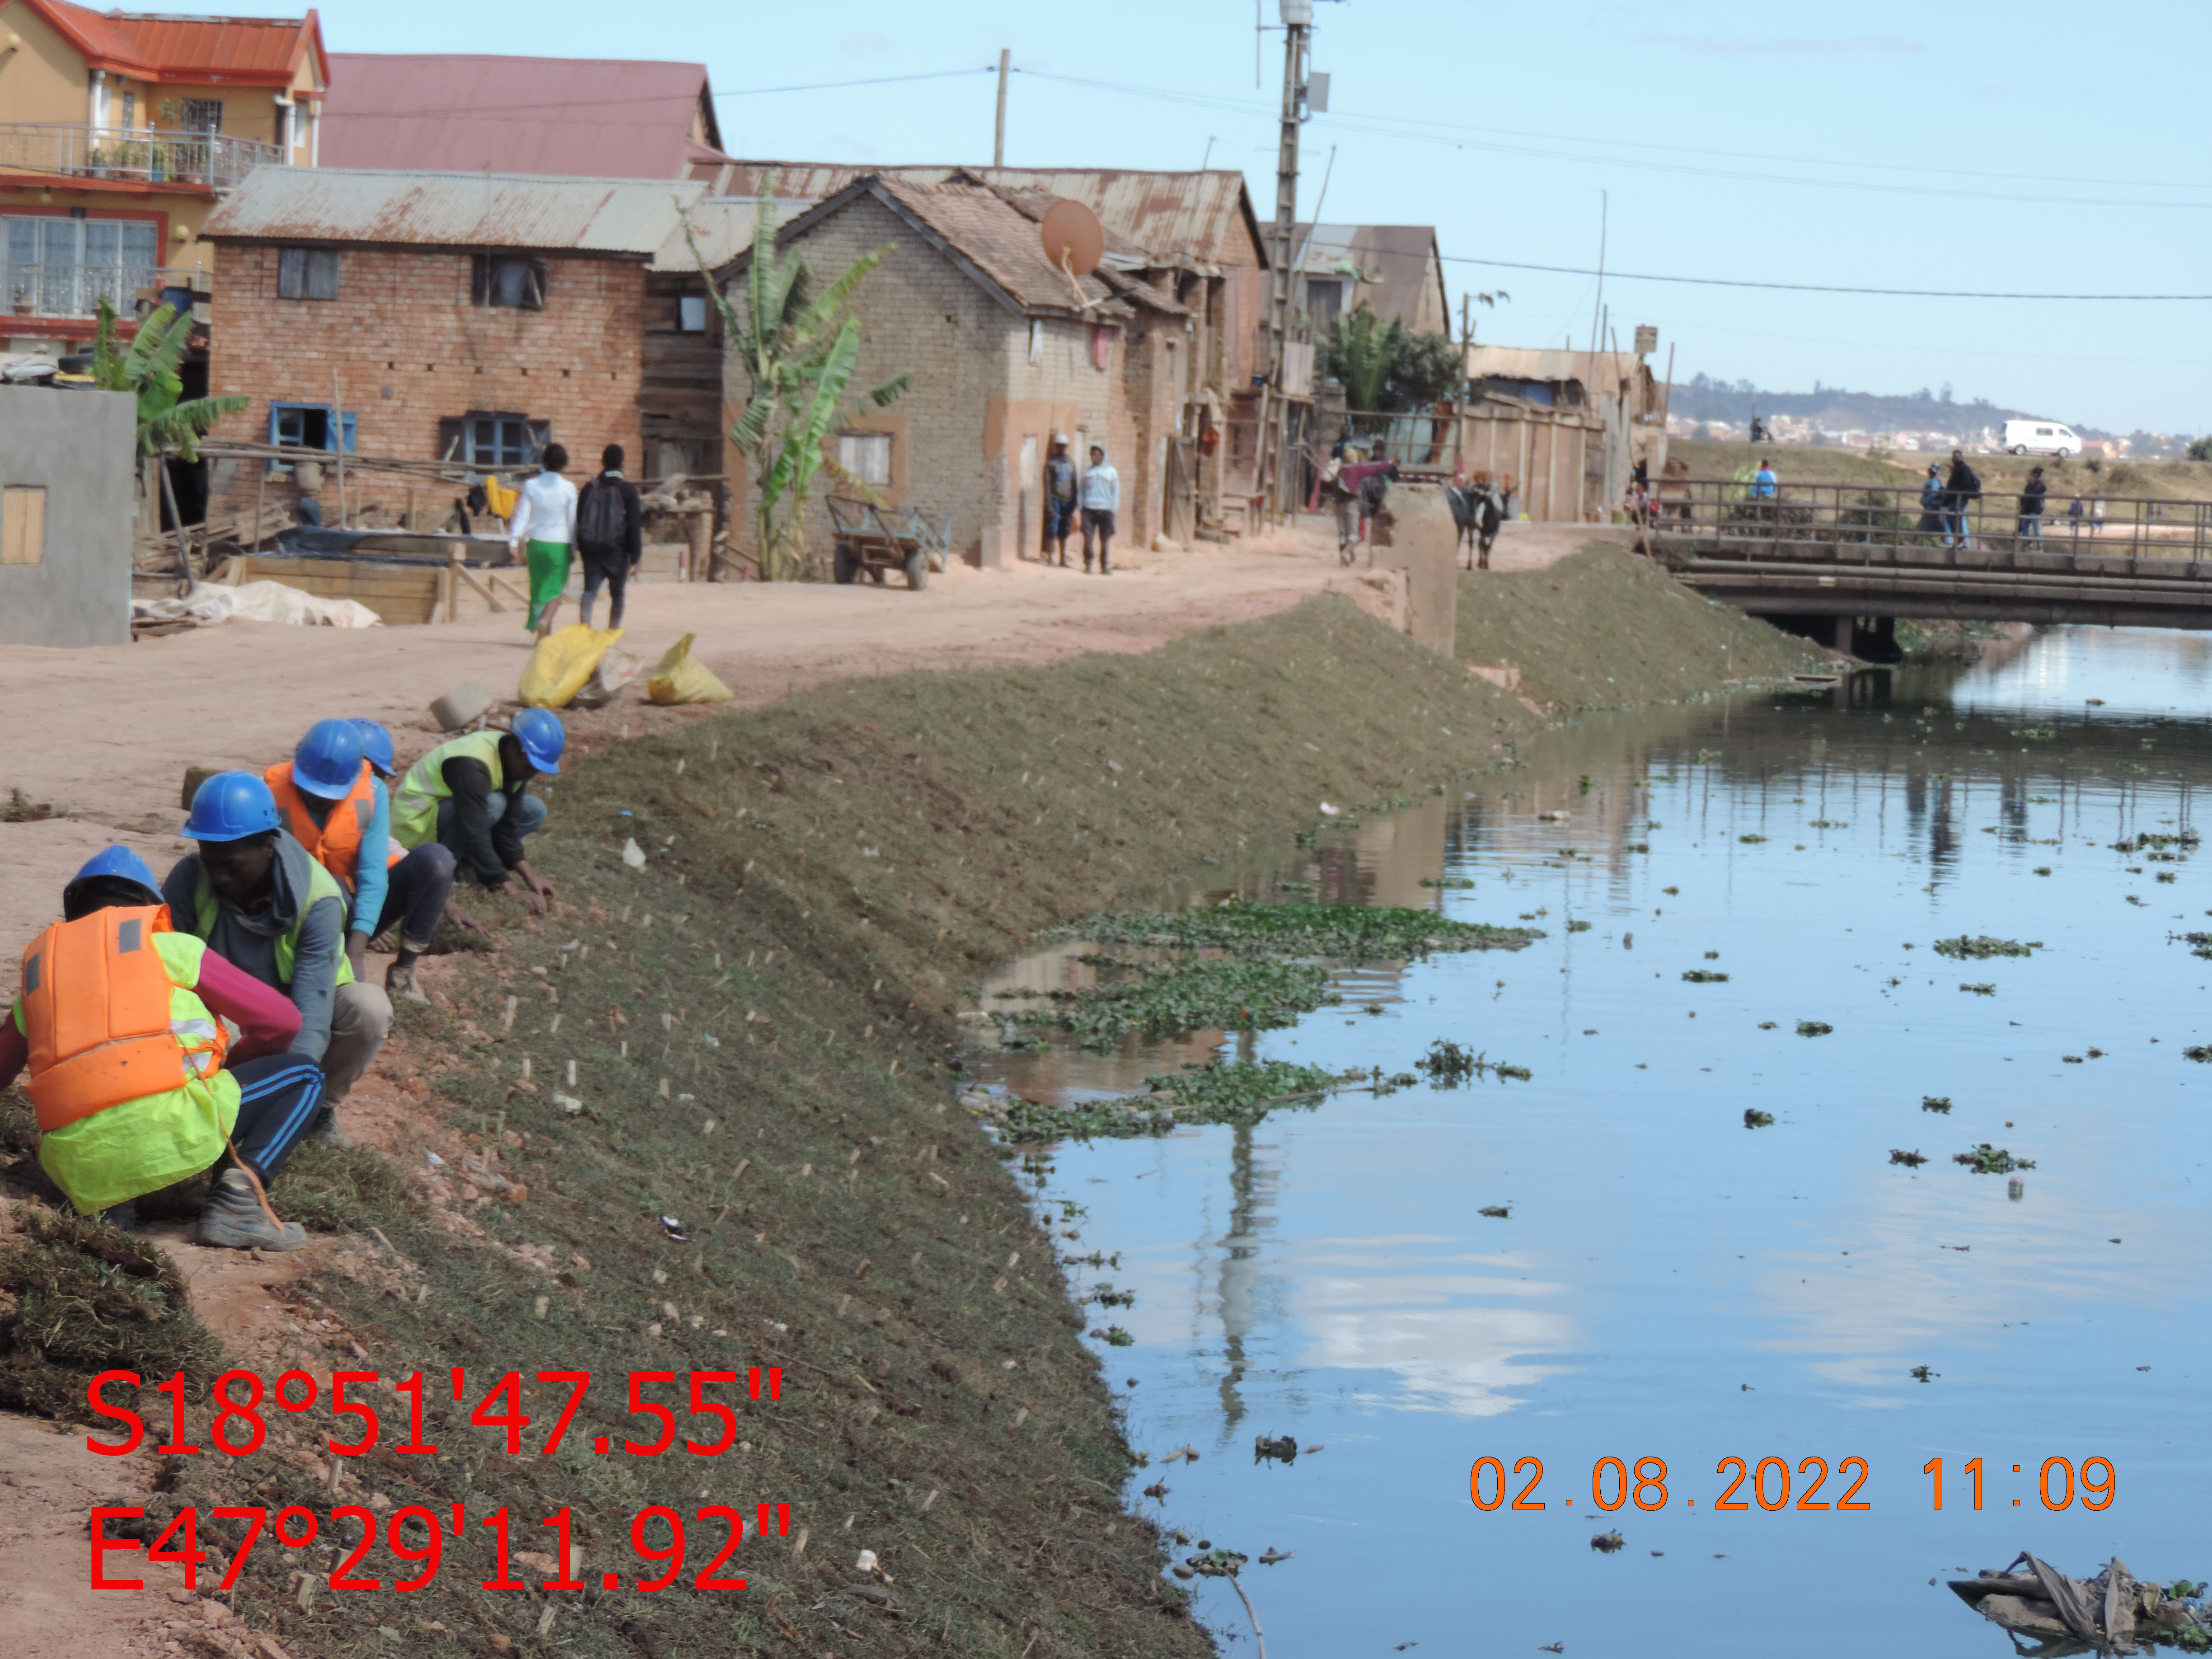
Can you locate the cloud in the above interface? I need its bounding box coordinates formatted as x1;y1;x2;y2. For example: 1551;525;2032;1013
1633;33;1925;57
840;30;893;56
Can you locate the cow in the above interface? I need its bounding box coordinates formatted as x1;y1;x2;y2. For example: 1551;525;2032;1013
1448;470;1510;568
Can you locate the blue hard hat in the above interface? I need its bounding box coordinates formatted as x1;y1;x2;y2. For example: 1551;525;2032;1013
292;718;367;801
62;844;162;911
350;718;396;775
511;708;565;775
183;771;283;841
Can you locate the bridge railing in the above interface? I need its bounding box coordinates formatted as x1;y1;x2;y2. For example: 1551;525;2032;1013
1645;479;2212;566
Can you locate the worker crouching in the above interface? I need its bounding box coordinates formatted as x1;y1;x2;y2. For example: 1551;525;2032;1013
0;847;323;1249
163;771;392;1148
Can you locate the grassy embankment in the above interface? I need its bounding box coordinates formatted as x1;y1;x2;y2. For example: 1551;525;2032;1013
0;551;1824;1659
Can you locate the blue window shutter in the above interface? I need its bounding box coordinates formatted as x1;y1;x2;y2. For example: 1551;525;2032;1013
340;411;358;453
267;403;282;443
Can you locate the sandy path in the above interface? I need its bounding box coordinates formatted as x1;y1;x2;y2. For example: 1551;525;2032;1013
0;516;1618;966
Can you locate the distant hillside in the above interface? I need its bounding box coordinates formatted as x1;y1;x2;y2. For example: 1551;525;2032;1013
1669;374;2054;433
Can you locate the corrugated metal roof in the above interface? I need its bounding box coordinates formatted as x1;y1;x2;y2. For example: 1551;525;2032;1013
715;164;1265;269
735;178;1129;320
1465;346;1646;387
321;54;723;178
1294;223;1449;331
651;198;789;272
201;168;706;254
26;0;321;84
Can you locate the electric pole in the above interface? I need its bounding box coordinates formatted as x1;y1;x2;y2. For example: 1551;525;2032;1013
1261;0;1313;523
993;49;1009;168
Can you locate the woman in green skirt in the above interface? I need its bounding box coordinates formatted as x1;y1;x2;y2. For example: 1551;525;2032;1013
506;443;578;635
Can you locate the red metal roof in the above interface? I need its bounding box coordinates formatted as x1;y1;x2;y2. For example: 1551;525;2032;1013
320;54;725;180
9;0;324;86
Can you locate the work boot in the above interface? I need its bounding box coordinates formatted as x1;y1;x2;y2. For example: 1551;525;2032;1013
309;1107;353;1149
97;1200;138;1232
387;959;431;1005
197;1168;306;1251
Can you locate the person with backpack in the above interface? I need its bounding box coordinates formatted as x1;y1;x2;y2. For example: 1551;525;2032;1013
576;444;644;628
1944;449;1982;549
1916;463;1947;544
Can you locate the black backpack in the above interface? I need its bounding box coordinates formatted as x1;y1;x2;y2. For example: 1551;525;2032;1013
577;477;628;547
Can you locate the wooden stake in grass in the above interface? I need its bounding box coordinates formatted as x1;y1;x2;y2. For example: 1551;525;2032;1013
501;995;517;1031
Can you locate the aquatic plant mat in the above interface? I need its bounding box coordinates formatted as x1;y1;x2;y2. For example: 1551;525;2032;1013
0;579;1816;1659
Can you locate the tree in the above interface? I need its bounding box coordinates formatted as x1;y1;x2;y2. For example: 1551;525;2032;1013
90;296;245;460
1320;305;1400;411
1387;329;1466;410
699;176;909;581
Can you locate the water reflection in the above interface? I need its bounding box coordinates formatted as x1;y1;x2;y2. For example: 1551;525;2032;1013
969;626;2212;1657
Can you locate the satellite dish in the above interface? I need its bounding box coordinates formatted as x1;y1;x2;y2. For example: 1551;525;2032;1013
1040;199;1104;278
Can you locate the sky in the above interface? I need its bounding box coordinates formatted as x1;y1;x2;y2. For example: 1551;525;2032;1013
284;0;2211;433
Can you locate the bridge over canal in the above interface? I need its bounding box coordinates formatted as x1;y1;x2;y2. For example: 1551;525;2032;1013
1647;479;2212;655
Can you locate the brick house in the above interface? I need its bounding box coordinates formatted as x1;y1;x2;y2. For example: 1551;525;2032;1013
196;166;703;522
715;175;1193;571
716;164;1268;541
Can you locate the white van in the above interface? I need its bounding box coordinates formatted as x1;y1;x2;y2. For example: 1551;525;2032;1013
2002;418;2083;458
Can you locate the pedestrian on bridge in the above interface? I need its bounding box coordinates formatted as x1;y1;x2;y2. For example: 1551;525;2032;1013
1916;464;1946;541
2017;467;2048;545
1944;450;1982;549
2067;492;2085;541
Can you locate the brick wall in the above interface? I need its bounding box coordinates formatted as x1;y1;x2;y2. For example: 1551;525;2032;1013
204;242;645;522
722;193;1148;571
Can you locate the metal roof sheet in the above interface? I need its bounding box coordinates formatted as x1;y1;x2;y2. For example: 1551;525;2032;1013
1294;223;1449;330
320;54;723;178
714;164;1265;269
1465;346;1648;387
25;0;321;84
651;198;787;272
201;167;706;254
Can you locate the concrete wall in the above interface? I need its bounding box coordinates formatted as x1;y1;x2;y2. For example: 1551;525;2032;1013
0;387;136;647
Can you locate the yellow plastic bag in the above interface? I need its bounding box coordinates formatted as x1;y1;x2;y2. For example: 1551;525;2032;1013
646;633;734;704
519;623;623;708
481;473;518;520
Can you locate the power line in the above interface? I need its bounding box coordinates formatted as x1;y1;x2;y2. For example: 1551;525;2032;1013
1444;254;2212;301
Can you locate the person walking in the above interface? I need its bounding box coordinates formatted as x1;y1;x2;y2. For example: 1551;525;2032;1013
1916;463;1947;543
164;772;390;1147
2017;466;2048;545
1043;434;1078;567
1944;449;1982;549
508;443;577;636
0;847;323;1247
575;445;643;628
2067;492;2085;541
2091;493;2107;536
1080;443;1119;573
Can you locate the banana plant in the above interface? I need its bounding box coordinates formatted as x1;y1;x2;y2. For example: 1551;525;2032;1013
91;295;245;459
692;172;909;580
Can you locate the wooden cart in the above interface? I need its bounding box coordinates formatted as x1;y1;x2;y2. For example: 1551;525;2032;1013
827;495;953;590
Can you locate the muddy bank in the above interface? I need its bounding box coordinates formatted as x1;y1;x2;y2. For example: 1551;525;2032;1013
0;555;1824;1659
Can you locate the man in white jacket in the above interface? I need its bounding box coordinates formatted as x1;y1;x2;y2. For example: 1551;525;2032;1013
507;443;578;636
1079;443;1120;574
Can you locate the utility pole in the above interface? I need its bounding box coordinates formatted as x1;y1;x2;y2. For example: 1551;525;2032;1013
993;49;1009;168
1261;0;1313;524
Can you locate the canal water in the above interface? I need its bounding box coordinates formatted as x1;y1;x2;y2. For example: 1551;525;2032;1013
968;626;2212;1658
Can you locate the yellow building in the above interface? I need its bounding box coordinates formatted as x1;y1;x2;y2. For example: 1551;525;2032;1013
0;0;325;350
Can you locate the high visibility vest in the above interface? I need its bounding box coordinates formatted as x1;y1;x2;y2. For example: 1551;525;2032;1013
391;729;505;850
19;905;227;1133
265;760;397;897
191;852;356;990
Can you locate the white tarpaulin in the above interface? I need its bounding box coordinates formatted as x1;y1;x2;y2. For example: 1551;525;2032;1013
132;581;384;630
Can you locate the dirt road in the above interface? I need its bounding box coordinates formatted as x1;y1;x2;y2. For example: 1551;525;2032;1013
0;516;1622;964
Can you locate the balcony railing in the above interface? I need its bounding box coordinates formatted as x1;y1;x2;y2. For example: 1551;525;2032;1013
5;263;206;321
0;123;279;191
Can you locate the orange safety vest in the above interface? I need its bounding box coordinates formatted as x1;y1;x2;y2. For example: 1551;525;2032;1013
265;759;395;893
19;905;226;1132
